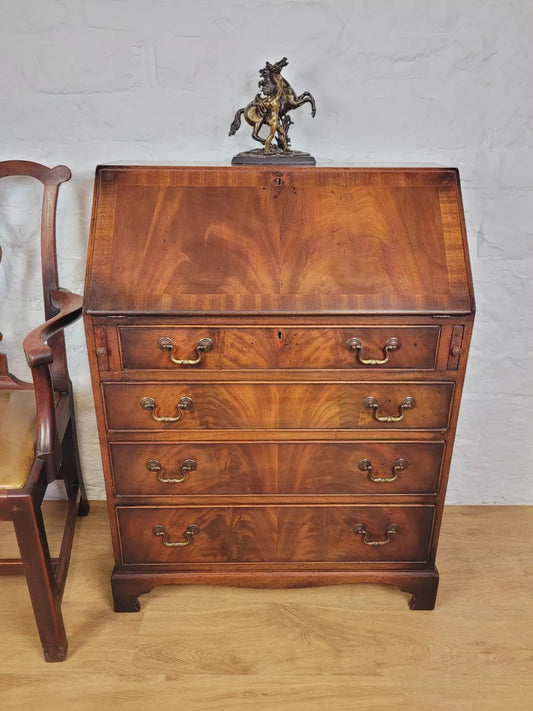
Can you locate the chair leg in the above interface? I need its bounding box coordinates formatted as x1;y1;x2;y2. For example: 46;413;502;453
53;416;89;595
12;493;68;662
62;406;89;517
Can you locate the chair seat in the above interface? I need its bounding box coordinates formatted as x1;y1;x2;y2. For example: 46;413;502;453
0;390;37;489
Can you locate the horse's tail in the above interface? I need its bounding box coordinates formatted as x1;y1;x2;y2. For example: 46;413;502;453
229;108;244;136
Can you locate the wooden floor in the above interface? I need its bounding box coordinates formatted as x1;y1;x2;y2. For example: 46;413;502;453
0;503;531;710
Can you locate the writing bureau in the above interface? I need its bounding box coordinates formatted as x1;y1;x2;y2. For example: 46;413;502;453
83;165;474;611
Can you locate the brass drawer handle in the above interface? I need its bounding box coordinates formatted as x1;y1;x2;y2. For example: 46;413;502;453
152;524;200;547
146;458;197;484
346;336;400;365
363;396;416;422
158;336;214;366
140;395;194;423
358;458;409;483
353;523;399;546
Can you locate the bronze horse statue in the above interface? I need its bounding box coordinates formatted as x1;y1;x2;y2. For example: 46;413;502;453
229;57;316;153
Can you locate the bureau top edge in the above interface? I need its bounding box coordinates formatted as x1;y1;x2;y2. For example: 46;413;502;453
95;164;461;173
82;307;475;317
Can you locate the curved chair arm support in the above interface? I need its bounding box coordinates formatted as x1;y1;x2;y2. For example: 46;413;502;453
22;288;82;474
29;361;57;471
23;289;83;368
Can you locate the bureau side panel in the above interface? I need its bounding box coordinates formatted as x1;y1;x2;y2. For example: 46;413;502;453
82;316;122;561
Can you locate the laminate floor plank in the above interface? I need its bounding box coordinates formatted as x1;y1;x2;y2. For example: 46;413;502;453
0;503;531;710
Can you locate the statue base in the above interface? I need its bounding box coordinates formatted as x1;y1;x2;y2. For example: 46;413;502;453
231;148;316;166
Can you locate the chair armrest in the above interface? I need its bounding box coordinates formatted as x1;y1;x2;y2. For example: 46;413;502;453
23;288;83;368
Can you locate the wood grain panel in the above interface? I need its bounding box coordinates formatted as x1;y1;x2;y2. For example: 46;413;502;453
117;505;435;564
111;441;444;496
84;167;473;315
118;325;439;371
103;382;453;431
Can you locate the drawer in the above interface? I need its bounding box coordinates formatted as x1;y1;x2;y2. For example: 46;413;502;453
118;325;440;371
103;382;454;431
117;505;435;564
111;441;444;496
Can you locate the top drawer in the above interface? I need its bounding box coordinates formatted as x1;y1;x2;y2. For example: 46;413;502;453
118;326;440;371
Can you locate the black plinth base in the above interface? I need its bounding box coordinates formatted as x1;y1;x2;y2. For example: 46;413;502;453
231;148;316;166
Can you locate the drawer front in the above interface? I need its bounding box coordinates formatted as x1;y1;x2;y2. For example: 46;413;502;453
118;505;435;564
111;441;444;496
103;382;453;431
119;326;439;371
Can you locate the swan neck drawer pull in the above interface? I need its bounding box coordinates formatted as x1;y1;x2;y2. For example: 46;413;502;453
346;336;400;365
358;458;409;482
146;458;197;484
353;523;399;546
140;396;194;422
158;336;214;366
152;524;200;547
363;396;416;422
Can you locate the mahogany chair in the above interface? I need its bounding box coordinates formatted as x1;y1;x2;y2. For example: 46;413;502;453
0;161;89;662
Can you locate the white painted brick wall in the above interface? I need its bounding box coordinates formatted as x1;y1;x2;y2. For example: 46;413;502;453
0;0;531;503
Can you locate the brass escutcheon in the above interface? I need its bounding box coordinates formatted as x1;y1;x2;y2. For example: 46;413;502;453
363;396;416;422
146;458;197;484
152;524;200;547
158;336;214;366
353;523;399;546
358;457;409;483
346;336;400;365
140;395;194;423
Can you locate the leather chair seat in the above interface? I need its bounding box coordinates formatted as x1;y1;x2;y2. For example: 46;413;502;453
0;390;37;489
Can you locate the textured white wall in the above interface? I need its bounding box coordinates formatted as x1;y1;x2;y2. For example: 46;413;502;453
0;0;531;503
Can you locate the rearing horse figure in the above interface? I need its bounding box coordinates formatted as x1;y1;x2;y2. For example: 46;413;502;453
229;57;316;153
275;57;316;146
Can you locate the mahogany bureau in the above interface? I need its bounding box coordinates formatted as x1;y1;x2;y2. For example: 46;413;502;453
83;165;474;611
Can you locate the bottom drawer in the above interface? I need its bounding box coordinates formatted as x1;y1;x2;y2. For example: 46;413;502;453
117;505;435;565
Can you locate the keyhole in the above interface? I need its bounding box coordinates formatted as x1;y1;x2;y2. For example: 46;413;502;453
278;331;282;341
273;176;283;186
